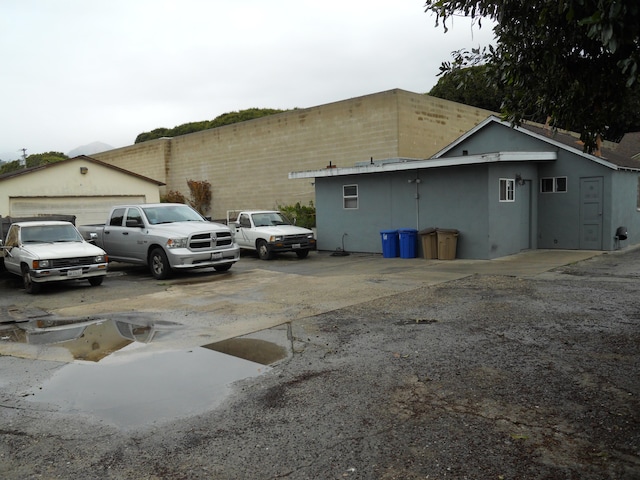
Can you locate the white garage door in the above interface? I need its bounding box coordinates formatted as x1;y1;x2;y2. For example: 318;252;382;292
9;196;146;226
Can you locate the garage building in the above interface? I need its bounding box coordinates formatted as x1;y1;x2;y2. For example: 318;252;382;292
0;156;164;226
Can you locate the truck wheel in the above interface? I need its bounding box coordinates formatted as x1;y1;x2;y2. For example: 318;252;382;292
257;240;273;260
149;248;172;279
214;264;232;272
21;264;41;294
296;250;309;259
88;277;104;286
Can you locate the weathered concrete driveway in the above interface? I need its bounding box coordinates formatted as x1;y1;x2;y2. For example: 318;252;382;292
1;247;638;479
1;249;601;361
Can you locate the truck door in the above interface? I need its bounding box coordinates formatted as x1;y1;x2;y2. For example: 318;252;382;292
235;213;253;248
123;207;148;261
102;208;127;258
2;225;20;273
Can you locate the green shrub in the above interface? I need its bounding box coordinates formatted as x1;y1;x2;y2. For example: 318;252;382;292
278;201;316;229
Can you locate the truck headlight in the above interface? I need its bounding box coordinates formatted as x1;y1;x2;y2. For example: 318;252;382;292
166;238;188;248
33;259;50;269
269;235;283;242
94;255;106;263
307;233;314;239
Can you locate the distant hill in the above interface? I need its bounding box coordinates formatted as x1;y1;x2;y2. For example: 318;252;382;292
67;141;113;157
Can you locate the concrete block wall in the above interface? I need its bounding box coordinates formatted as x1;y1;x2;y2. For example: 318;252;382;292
94;89;494;220
396;91;496;158
94;138;171;187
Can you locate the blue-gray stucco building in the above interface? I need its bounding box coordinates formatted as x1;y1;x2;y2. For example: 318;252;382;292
290;116;640;259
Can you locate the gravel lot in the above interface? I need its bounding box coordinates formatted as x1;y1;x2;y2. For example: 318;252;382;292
1;248;639;479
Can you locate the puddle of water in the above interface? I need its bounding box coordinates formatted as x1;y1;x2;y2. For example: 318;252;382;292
204;337;287;365
27;346;269;429
0;314;182;362
5;315;290;429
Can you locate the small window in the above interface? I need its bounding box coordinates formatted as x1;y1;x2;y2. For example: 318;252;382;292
541;176;567;193
540;177;554;193
109;208;126;226
499;178;515;202
343;184;358;209
555;177;567;192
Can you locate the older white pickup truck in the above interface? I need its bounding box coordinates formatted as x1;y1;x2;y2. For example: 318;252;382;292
79;203;240;279
227;210;316;260
0;221;108;294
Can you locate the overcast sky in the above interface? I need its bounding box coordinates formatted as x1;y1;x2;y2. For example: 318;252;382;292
1;0;495;161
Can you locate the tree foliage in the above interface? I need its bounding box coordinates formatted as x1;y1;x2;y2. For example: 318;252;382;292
278;201;316;229
0;160;23;175
134;108;287;144
425;0;640;151
187;179;212;216
428;65;503;112
0;152;68;175
160;190;187;204
25;151;68;168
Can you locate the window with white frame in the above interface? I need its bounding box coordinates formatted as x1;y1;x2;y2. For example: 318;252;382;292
541;176;568;193
499;178;515;202
343;184;358;209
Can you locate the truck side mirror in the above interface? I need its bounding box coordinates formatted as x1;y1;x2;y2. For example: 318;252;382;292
126;219;143;228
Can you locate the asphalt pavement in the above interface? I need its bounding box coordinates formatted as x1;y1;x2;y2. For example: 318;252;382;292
0;246;638;479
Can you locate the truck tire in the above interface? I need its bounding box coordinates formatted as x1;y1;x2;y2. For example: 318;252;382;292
88;277;104;286
21;264;41;294
149;248;172;279
296;250;309;259
257;240;273;260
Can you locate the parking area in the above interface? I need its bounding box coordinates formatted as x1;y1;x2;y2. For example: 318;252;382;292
1;247;638;479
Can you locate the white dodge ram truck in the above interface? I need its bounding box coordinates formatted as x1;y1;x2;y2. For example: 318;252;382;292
227;210;316;260
0;221;108;294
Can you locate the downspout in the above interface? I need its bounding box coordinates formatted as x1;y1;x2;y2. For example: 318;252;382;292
414;170;421;230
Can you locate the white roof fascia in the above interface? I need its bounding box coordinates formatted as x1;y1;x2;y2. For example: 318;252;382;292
289;151;556;179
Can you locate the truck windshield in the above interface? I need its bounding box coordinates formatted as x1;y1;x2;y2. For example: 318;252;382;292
142;205;205;225
21;224;83;243
251;212;291;227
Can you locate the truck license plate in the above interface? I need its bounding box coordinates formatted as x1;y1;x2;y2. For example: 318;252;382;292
67;269;82;277
292;244;301;249
211;252;222;260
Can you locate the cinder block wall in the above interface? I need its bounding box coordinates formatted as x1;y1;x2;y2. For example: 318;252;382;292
396;91;495;157
93;138;171;186
94;90;494;220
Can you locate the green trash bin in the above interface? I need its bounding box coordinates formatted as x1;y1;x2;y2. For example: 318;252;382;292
418;228;438;259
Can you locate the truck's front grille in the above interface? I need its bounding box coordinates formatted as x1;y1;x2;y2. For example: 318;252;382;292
283;234;312;246
189;231;233;250
51;257;98;268
215;231;233;247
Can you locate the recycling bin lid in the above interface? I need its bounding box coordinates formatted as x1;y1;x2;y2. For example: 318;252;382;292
418;228;437;235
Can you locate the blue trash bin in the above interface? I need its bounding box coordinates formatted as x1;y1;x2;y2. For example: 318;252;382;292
398;228;418;258
380;229;399;258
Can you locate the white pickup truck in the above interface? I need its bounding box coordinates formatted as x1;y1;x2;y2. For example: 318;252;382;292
78;203;240;279
227;210;316;260
0;221;108;294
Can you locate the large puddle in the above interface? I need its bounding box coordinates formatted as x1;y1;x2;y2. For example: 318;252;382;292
0;314;290;429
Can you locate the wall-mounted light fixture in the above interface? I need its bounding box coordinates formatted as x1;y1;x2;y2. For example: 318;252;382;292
515;174;524;185
80;167;88;175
